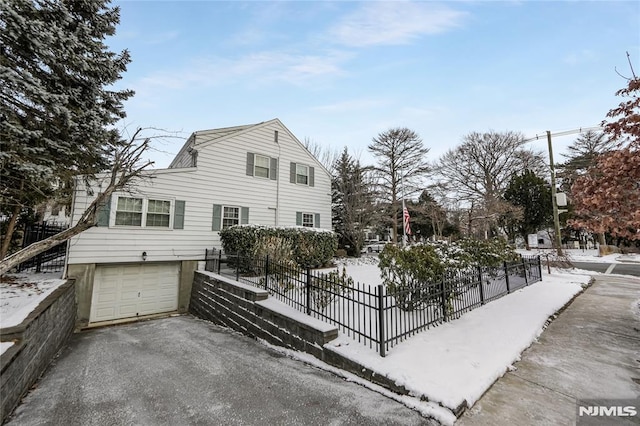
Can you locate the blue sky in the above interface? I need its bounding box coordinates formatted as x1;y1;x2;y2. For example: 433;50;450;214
108;1;640;169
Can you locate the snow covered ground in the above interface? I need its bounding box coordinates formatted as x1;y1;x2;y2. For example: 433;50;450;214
285;257;593;425
0;272;66;355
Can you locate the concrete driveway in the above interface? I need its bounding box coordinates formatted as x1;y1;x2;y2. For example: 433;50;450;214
5;316;433;426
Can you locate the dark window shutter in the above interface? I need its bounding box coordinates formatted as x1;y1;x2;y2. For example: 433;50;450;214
290;162;296;183
314;213;320;228
246;152;254;176
270;158;278;180
296;212;302;226
309;167;315;187
173;200;185;229
212;204;222;231
240;207;249;224
96;195;111;226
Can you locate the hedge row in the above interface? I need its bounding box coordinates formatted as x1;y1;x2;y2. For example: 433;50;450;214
219;225;337;268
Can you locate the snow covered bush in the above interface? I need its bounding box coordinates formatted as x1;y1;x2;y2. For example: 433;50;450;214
378;239;519;311
219;225;337;268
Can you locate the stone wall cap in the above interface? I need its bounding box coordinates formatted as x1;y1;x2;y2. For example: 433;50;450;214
256;298;338;334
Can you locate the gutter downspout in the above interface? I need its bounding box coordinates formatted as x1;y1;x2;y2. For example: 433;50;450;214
275;130;281;226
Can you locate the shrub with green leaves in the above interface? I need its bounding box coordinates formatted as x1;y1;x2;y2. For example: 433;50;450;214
311;267;353;311
219;225;337;268
378;238;519;311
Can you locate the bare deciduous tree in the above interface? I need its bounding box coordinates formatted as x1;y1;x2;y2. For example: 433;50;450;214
303;137;339;174
368;127;430;244
436;130;546;238
0;129;153;275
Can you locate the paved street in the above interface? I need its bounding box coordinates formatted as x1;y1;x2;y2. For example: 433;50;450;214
572;262;640;277
458;275;640;425
6;316;433;426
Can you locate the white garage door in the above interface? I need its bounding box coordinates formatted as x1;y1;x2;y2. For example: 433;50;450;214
90;263;180;323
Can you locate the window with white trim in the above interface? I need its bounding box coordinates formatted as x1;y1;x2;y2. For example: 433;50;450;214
114;196;172;228
254;155;270;178
222;206;239;229
296;164;309;185
146;200;171;227
302;213;314;227
115;197;143;226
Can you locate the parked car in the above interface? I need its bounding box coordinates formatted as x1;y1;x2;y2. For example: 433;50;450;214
361;241;387;254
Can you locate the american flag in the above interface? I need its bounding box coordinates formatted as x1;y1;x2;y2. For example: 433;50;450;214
403;206;412;236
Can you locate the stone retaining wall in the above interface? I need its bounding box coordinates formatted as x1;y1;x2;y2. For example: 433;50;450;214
190;271;337;357
188;271;466;417
0;280;76;423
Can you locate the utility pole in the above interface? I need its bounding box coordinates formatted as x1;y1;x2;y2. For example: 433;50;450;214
524;126;603;257
546;131;563;256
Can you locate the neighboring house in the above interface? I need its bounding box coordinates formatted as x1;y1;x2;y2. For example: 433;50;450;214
38;201;71;226
66;119;332;327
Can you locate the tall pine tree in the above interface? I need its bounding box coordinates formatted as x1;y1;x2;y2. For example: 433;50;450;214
332;148;374;256
0;0;133;258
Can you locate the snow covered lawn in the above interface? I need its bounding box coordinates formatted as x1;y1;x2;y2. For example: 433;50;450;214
291;257;591;425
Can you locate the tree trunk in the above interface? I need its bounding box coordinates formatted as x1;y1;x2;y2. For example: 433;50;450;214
0;221;93;275
1;203;21;259
598;232;606;246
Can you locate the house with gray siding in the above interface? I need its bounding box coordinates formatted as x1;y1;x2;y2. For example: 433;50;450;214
66;118;332;327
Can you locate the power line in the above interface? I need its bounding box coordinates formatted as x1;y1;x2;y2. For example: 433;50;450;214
523;126;604;143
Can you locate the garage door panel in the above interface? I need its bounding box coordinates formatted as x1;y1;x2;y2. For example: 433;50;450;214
94;292;119;304
90;263;180;323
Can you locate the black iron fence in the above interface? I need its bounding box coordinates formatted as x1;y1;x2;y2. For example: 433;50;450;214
15;222;68;273
204;249;542;356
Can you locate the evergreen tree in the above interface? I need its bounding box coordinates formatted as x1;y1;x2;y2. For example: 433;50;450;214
557;130;614;191
0;0;133;258
332;148;374;256
503;170;553;245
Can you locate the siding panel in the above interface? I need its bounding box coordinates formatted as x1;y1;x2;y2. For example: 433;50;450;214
67;120;331;265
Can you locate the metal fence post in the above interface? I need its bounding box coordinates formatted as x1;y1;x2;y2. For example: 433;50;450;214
236;254;240;281
265;255;270;291
504;261;511;293
377;284;386;357
522;257;529;286
537;256;542;280
306;268;312;315
35;222;45;273
440;278;448;322
217;250;222;274
478;266;485;305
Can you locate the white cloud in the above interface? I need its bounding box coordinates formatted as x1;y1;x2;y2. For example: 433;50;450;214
329;1;466;47
131;49;352;101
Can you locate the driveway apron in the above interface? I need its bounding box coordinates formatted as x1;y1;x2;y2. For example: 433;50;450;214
6;316;433;426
